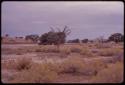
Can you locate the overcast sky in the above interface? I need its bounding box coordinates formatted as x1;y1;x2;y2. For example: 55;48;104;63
2;1;124;40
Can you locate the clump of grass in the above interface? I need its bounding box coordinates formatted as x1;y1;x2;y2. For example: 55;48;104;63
16;57;33;71
91;61;123;83
80;47;95;57
59;57;85;74
2;57;33;71
10;62;58;83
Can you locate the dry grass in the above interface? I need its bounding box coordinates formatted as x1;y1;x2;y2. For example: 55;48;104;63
59;46;71;55
35;45;59;53
59;57;85;74
2;57;33;71
58;56;107;76
2;60;17;69
15;57;33;71
9;62;59;83
95;43;111;49
80;47;95;57
2;43;124;83
91;61;124;83
98;48;123;56
70;47;82;53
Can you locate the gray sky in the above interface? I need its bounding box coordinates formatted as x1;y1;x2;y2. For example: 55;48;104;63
2;1;124;40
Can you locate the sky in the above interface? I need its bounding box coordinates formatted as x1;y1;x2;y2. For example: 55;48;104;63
1;1;124;40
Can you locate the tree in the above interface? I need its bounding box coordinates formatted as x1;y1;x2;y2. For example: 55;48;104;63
39;26;71;46
82;39;88;43
67;39;80;43
5;34;9;37
108;33;123;43
25;34;39;43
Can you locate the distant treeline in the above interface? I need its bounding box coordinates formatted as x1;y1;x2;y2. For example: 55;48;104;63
24;32;124;44
3;26;124;45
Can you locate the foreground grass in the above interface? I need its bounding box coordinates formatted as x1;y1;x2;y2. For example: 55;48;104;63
91;61;123;83
1;43;124;83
